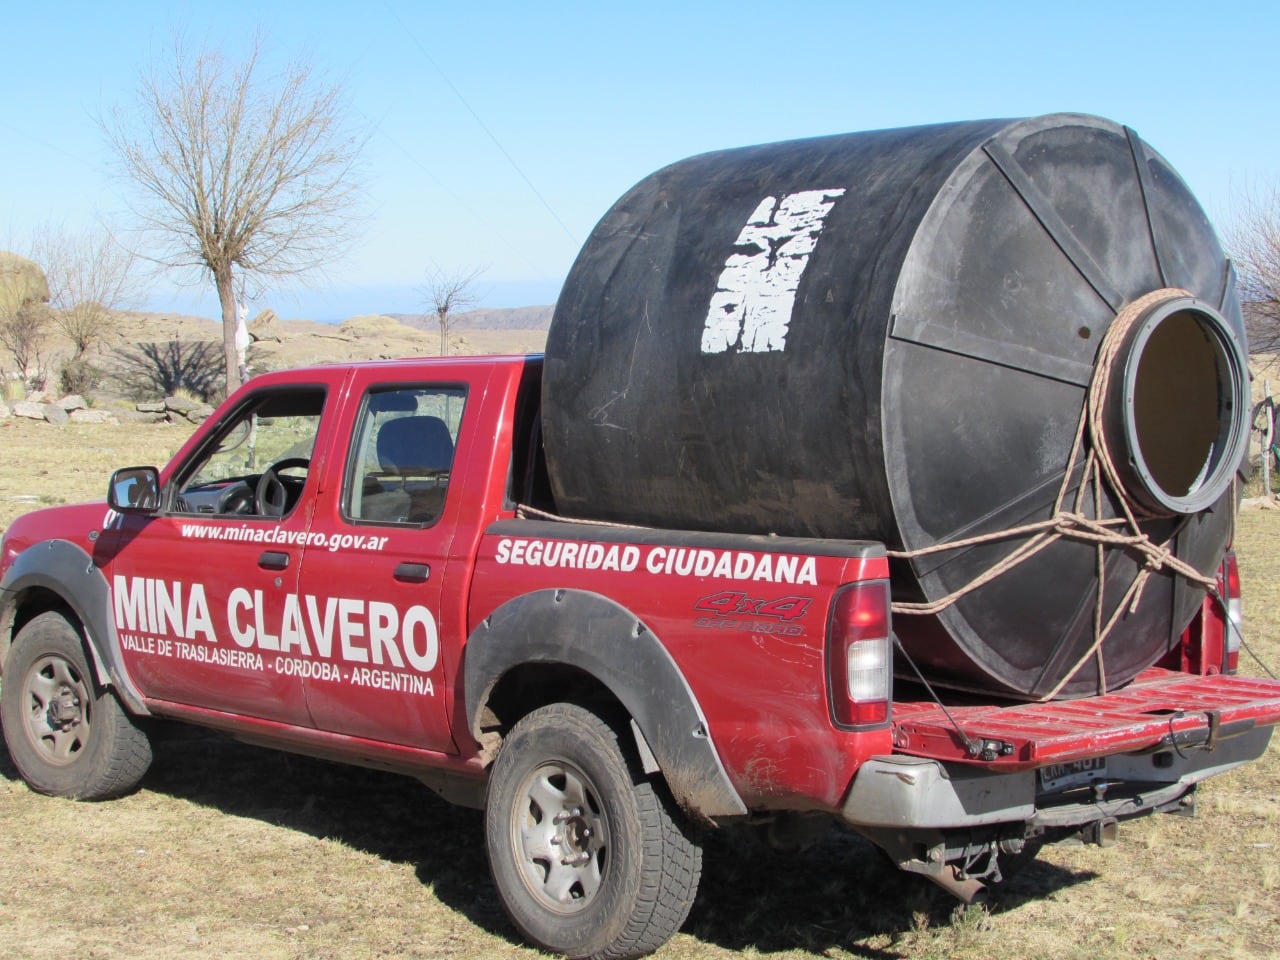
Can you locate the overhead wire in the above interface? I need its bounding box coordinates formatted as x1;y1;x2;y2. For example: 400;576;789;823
383;2;580;251
365;117;549;278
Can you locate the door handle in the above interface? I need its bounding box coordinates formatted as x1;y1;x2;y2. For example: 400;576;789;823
258;551;290;571
394;562;431;582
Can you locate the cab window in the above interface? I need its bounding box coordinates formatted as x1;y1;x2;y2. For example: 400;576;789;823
174;388;325;518
345;386;466;526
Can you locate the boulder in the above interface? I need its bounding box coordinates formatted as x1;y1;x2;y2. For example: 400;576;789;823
248;308;284;343
119;409;169;424
136;400;167;413
0;250;50;318
0;402;9;419
337;315;414;340
11;400;46;420
58;394;88;411
164;394;201;416
1240;496;1280;511
69;409;119;425
42;403;69;425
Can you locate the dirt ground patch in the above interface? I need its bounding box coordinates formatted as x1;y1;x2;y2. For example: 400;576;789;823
0;420;1277;960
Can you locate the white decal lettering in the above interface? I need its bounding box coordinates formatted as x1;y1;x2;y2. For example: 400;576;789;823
368;601;405;668
252;589;280;651
154;579;182;636
110;576;441;693
279;594;311;655
752;555;774;581
144;577;158;635
478;538;826;587
338;598;368;663
701;188;846;354
228;588;254;647
798;557;818;586
306;595;338;658
113;576;147;632
402;606;440;672
186;584;215;643
774;555;797;583
712;553;732;579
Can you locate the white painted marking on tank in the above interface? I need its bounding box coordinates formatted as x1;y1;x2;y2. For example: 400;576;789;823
701;188;846;355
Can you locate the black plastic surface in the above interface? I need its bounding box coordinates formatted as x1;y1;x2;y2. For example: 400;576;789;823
542;114;1247;700
464;587;747;818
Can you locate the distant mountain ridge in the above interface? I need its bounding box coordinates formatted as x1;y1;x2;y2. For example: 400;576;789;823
388;304;554;332
106;307;549;375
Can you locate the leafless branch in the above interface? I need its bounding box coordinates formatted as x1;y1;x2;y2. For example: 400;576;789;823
103;35;366;392
0;252;52;384
32;227;140;359
0;302;51;384
423;265;483;356
1226;180;1280;358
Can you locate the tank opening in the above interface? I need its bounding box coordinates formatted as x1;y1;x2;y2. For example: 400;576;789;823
1121;300;1247;514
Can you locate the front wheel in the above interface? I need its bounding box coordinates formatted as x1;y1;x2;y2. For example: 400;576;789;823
484;703;702;960
1;610;152;799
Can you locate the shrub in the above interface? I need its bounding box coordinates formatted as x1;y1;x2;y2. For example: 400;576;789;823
60;357;101;396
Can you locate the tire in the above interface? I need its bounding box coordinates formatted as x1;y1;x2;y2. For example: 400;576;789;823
484;703;702;960
1;610;152;800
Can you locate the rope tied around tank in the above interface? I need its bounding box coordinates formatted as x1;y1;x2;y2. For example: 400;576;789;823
519;289;1229;701
888;287;1222;700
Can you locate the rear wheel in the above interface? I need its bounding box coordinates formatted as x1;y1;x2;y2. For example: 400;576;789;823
484;702;702;959
1;610;151;799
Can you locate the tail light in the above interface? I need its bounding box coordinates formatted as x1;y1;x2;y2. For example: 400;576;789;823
1222;551;1242;674
827;582;891;726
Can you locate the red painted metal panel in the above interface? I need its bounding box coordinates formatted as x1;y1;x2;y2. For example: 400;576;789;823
892;668;1280;770
466;528;893;810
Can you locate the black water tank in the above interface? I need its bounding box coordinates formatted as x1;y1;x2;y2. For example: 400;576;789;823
542;114;1249;700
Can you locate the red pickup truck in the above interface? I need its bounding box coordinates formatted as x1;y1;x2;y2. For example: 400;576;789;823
2;353;1279;959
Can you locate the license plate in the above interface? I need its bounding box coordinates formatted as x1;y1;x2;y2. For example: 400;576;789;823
1038;757;1107;793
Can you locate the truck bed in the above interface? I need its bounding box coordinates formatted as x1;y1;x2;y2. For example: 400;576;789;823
892;669;1280;770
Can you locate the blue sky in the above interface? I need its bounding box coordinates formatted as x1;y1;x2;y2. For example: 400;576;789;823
2;1;1277;322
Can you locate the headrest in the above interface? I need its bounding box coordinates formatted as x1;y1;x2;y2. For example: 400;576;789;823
376;415;455;475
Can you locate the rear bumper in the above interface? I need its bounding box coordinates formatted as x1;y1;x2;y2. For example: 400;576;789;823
841;723;1272;832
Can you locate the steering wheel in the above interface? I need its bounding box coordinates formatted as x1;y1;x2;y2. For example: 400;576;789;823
215;480;255;515
255;457;311;517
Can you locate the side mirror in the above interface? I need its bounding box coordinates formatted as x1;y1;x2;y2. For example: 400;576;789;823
108;466;161;513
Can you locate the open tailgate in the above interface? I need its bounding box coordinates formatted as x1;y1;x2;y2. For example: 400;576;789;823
892;668;1280;771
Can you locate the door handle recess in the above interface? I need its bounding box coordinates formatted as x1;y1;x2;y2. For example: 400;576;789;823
394;562;431;582
258;551;290;571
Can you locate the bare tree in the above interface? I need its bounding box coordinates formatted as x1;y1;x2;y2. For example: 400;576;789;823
424;265;482;356
0;250;52;386
34;228;139;360
0;303;52;387
104;36;364;394
1227;181;1280;356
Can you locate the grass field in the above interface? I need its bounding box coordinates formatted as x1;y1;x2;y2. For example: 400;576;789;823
1;416;1278;960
